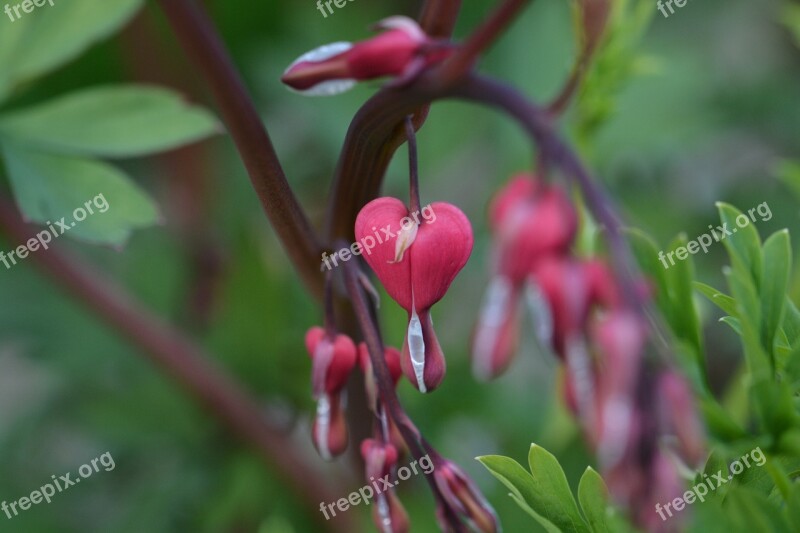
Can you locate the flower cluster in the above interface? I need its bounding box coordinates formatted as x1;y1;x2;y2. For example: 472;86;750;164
474;173;705;530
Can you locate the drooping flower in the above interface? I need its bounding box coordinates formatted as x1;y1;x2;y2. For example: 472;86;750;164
472;174;577;380
281;16;450;96
434;459;500;533
361;439;410;533
359;342;403;412
305;326;357;459
355;198;473;393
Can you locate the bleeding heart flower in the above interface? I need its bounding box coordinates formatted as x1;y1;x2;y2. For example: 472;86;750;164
361;439;409;533
305;326;358;396
471;275;521;381
590;310;647;464
356;198;473;393
305;326;357;460
489;174;577;284
281;16;449;96
657;371;706;468
434;459;500;533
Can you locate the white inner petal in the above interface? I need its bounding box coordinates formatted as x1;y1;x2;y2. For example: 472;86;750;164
598;397;631;468
473;276;512;380
284;41;356;96
314;394;332;461
407;307;427;393
565;335;593;425
525;281;553;348
285;41;353;70
377;494;392;533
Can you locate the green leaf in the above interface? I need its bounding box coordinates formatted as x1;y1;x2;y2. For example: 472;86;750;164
478;455;562;533
664;234;705;377
722;487;792;531
577;467;611;533
775;159;800;200
0;0;143;100
760;231;791;358
624;227;670;318
782;299;800;350
528;444;590;533
694;282;738;317
716;202;762;286
719;316;742;336
1;142;159;245
478;447;591;533
0;86;219;158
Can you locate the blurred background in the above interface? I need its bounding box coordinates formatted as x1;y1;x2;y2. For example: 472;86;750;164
0;0;798;531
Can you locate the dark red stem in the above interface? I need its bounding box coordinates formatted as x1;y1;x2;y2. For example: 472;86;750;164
156;0;323;299
404;116;422;214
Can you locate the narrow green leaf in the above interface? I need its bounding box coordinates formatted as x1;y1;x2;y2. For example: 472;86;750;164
716;202;762;285
1;142;159;245
527;444;590;533
0;85;219;158
624;228;671;319
664;234;705;377
694;282;738;317
783;299;800;350
760;230;791;358
0;0;143;93
719;316;742;336
577;467;611;533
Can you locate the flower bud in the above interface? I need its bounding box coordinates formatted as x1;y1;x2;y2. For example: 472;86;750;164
312;392;348;460
591;311;647;465
305;326;357;396
434;460;500;533
360;440;410;533
356;198;473;392
490;175;577;284
471;275;520;381
658;372;706;468
282;16;447;96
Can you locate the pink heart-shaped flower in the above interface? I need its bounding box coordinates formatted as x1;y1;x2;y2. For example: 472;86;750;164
355;198;473;392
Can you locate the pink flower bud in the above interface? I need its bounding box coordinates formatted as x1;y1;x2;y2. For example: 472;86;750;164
360;440;410;533
658;372;706;468
471;275;521;381
355;198;473;393
311;392;348;460
305;326;357;396
434;460;500;533
281;17;447;96
490;175;577;284
591;311;647;464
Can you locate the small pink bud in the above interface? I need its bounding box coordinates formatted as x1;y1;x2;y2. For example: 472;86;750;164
528;258;595;358
312;392;348;460
471;275;521;381
355;198;473;392
658;372;706;468
360;440;410;533
305;326;357;396
434;460;500;533
490;175;577;284
591;311;647;465
282;16;446;96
